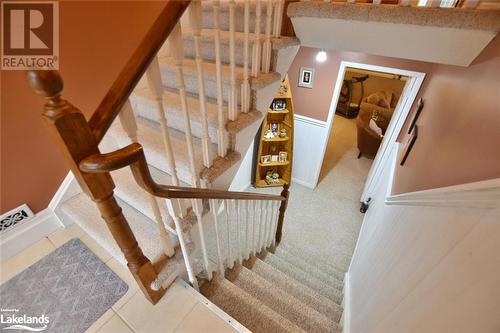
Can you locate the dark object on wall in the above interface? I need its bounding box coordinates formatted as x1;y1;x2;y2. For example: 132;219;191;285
400;125;418;166
360;197;371;213
336;75;369;118
408;98;424;134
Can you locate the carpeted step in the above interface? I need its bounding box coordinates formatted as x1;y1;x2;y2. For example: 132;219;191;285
280;242;347;281
108;116;217;186
274;246;345;290
229;265;341;332
159;56;280;105
201;1;266;33
59;193;165;264
263;252;343;305
130;87;220;144
201;276;307;333
182;29;299;67
249;258;343;322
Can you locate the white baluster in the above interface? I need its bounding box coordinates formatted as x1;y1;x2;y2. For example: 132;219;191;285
119;100;175;257
347;0;356;3
270;201;280;247
166;199;199;290
189;1;212;168
168;23;212;279
425;0;442;7
398;0;411;5
272;0;284;38
264;200;273;248
210;199;225;275
236;200;243;264
241;0;251;113
246;200;253;259
259;200;267;251
243;200;249;260
228;0;238;121
251;0;262;77
372;0;382;4
225;199;234;269
212;1;227;158
145;57;185;218
262;0;273;73
251;200;258;256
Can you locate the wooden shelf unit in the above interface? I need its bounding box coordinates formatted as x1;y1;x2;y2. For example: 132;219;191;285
255;75;294;188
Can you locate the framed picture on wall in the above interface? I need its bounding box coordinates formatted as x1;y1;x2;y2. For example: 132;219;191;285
298;67;314;88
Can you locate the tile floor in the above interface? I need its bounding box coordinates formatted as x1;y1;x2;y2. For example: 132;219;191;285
0;223;238;333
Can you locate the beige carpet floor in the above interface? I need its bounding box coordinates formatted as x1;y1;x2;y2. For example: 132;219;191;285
249;116;372;271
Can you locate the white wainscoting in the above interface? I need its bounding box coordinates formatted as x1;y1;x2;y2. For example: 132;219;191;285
346;145;500;332
291;114;327;189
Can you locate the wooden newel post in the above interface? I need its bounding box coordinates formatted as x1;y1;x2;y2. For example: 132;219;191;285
275;183;290;244
27;70;166;304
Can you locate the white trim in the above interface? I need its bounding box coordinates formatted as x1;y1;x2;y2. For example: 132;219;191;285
176;278;251;333
291;177;315;189
342;272;351;333
313;61;425;198
48;171;81;211
0;208;63;261
294;114;327;128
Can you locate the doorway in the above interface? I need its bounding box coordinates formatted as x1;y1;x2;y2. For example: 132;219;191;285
314;61;425;202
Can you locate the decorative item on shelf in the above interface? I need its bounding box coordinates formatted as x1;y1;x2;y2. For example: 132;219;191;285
298;67;314;89
278;151;288;163
261;155;271;164
265;170;281;185
279;128;287;138
278;80;288;96
272;99;286;111
270;122;279;134
271;155;279;162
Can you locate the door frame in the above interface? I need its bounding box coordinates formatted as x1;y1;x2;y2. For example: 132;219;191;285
313;61;425;202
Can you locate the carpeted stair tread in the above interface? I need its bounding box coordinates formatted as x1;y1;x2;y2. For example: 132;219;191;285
229;265;341;333
108;116;217;186
182;29;299;66
274;246;344;290
249;258;343;322
280;242;347;281
263;252;343;304
201;276;307;333
159;56;281;104
130;87;220;144
60;193;164;265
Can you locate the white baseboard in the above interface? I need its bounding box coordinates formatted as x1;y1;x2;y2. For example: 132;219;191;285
342;272;351;333
292;177;316;189
0;208;63;261
48;171;80;211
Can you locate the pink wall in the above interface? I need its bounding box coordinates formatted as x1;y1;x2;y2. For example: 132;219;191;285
288;37;500;193
1;1;166;213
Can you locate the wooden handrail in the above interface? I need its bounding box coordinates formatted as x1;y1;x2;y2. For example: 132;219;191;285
88;0;191;143
80;143;286;202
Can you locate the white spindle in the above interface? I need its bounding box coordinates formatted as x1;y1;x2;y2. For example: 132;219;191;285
264;200;273;248
262;0;273;73
425;0;442;7
236;200;243;264
272;0;284;38
146;58;181;186
246;200;253;259
347;0;356;3
225;199;234;269
166;199;199;290
168;23;212;279
270;201;279;247
118;100;175;258
398;0;411;5
228;0;238;121
210;199;225;275
259;200;268;251
254;201;262;255
251;0;262;77
241;0;251;113
212;1;227;158
189;1;212;168
372;0;382;4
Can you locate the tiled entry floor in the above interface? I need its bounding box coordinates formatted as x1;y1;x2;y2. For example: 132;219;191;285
0;224;239;333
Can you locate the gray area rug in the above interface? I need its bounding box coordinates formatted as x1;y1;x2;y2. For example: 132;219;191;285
0;238;128;333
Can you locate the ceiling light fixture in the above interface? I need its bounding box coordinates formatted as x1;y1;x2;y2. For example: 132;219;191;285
316;50;327;62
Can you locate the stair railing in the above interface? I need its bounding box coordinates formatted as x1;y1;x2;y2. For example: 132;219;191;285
28;0;291;304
